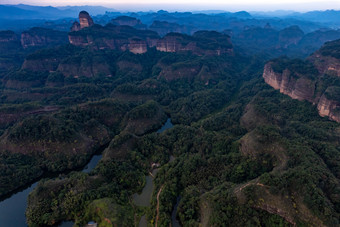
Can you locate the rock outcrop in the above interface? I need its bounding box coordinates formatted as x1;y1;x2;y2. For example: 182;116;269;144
262;63;315;102
156;31;233;56
68;12;233;56
21;27;68;49
68;24;158;54
263;39;340;122
111;16;146;29
317;87;340;122
79;11;94;29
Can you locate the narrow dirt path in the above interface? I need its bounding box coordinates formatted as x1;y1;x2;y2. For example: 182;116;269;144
155;184;164;227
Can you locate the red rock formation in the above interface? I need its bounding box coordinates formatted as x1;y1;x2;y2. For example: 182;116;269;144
262;63;315;102
263;59;340;123
111;16;143;27
128;39;147;54
21;27;68;49
317;88;340;122
79;11;94;29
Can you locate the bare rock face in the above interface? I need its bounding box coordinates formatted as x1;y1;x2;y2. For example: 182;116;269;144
128;39;148;54
21;27;68;49
79;11;94;29
262;63;315;102
68;14;233;56
317;88;340;122
263;39;340;123
156;31;233;56
156;33;190;52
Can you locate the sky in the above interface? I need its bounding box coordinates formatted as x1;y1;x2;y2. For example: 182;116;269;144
0;0;340;11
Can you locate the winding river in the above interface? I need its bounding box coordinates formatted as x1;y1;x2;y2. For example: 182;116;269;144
134;118;181;227
0;118;174;226
0;152;103;226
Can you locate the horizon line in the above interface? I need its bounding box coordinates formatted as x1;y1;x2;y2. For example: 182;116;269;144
1;2;340;13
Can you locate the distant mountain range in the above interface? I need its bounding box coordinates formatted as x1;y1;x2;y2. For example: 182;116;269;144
0;4;115;20
1;4;340;33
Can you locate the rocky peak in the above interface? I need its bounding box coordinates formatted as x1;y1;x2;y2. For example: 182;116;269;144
79;11;94;29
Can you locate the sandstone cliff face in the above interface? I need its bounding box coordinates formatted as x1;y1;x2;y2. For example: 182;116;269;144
22;58;60;72
155;32;233;56
128;39;147;54
68;13;159;54
317;87;340;122
21;28;68;49
57;62;111;78
156;34;191;52
79;11;94;29
262;63;315;102
317;94;340;122
263;57;340;123
68;14;233;56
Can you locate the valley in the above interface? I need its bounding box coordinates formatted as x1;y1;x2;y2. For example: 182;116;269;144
0;6;340;227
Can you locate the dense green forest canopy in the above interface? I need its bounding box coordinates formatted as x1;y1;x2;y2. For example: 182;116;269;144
0;19;340;227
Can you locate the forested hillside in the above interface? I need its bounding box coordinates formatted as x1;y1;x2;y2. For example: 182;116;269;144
0;9;340;227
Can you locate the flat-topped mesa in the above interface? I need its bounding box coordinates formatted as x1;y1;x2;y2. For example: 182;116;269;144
68;23;159;54
21;27;68;49
79;11;94;29
111;16;146;29
263;40;340;123
68;13;233;56
156;31;233;56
